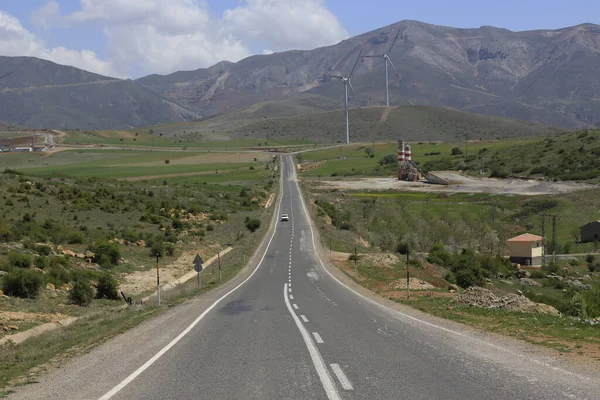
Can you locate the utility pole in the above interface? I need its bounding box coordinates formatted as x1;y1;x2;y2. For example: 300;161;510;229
156;253;160;306
541;215;546;269
552;215;558;266
372;140;375;157
406;249;410;300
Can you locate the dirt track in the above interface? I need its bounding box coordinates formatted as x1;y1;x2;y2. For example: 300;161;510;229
315;171;597;195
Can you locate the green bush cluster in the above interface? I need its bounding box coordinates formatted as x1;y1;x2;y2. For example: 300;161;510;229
428;245;514;288
2;269;43;298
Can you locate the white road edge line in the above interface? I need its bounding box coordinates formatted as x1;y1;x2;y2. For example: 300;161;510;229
284;284;340;400
291;156;592;382
98;158;288;400
312;332;324;344
330;364;354;390
301;314;309;323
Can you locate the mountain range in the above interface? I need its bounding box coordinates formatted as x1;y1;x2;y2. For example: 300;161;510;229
1;20;599;130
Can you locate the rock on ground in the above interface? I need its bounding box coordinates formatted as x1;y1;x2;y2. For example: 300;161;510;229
455;287;560;316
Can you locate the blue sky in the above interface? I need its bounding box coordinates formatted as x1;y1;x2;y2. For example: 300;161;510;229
1;1;598;78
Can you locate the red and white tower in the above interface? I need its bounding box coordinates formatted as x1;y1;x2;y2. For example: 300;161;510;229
405;144;412;161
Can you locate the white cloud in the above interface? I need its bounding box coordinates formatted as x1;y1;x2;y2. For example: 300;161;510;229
223;0;348;51
0;10;119;77
30;0;348;77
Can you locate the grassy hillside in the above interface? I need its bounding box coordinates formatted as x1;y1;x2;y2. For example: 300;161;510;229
145;105;565;144
421;129;600;182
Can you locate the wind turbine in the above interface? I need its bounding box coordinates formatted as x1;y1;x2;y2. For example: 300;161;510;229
323;49;362;144
363;29;402;107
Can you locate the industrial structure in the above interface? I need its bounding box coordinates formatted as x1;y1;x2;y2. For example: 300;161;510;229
397;138;423;181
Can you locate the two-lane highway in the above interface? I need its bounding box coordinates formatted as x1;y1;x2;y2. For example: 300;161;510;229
9;155;600;400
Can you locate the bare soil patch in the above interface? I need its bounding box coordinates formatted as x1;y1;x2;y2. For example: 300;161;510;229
316;172;596;195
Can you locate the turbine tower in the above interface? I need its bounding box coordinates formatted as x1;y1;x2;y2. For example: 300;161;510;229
323;49;362;144
363;29;402;107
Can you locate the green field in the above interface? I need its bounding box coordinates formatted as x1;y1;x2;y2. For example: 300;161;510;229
62;128;314;149
0;149;276;182
299;139;535;177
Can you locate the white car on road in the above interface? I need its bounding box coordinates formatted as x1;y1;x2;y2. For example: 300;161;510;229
281;214;289;221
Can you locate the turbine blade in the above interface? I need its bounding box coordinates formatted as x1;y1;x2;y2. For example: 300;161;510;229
0;71;14;80
387;57;402;85
387;28;401;55
348;80;360;109
323;73;344;79
349;49;363;78
362;55;383;58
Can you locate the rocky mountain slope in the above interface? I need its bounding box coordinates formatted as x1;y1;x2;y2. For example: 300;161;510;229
0;56;198;129
137;20;600;129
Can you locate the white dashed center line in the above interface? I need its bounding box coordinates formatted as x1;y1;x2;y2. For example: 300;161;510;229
290;295;294;300
301;315;309;323
330;364;354;391
293;303;299;310
312;332;324;344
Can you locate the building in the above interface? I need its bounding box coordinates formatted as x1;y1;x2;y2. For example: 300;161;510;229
13;147;33;152
507;233;543;266
581;220;600;243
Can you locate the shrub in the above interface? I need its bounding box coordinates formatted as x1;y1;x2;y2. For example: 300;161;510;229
70;279;94;306
489;167;508;179
90;241;122;266
427;244;451;267
165;160;170;164
68;231;86;244
47;265;71;287
8;252;32;268
35;256;49;269
150;241;165;257
35;244;52;256
2;269;43;298
586;254;595;264
96;274;119;300
378;154;397;166
245;218;261;233
97;254;112;269
165;243;176;257
451;147;463;156
339;222;352;231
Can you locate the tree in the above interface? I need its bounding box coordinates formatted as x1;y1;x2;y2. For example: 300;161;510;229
245;218;261;233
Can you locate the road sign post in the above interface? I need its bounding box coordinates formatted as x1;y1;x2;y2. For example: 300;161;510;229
194;254;204;288
406;249;410;300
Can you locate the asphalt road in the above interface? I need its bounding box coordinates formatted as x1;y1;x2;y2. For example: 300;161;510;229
8;155;600;400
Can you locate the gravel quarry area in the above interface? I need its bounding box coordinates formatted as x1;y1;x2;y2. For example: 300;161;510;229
316;171;597;195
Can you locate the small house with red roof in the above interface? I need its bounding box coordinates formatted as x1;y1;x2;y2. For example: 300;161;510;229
507;233;543;266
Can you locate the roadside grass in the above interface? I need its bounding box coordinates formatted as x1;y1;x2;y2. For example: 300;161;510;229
397;296;600;353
